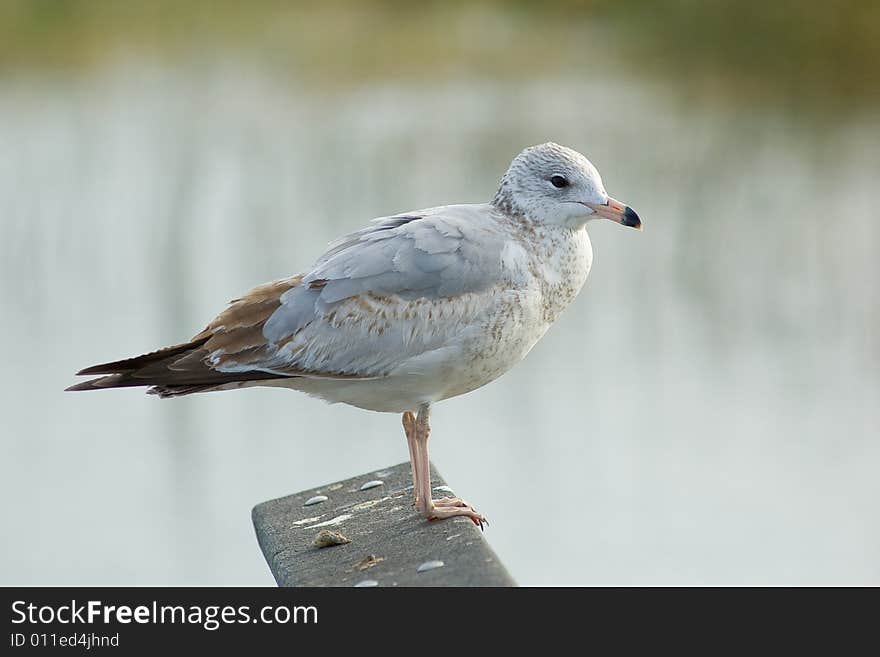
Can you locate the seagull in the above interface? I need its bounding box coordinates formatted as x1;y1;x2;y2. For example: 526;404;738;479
68;142;641;528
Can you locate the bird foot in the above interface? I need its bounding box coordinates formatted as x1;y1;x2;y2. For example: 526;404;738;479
412;496;468;508
419;497;488;530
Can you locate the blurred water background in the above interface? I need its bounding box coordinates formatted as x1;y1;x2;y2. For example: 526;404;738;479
1;1;878;585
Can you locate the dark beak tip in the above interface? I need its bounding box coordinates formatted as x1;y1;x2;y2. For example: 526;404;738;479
623;206;641;230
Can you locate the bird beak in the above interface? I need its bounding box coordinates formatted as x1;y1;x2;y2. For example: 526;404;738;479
583;197;642;231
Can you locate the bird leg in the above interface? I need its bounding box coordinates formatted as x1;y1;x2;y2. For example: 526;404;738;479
407;403;487;529
402;411;419;505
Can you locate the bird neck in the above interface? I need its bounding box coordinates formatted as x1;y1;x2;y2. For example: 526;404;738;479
490;180;522;218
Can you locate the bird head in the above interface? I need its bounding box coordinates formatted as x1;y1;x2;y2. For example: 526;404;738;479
493;142;641;231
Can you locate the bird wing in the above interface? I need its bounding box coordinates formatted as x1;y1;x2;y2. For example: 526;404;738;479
202;204;521;379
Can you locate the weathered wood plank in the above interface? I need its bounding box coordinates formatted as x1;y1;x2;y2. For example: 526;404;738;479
252;462;515;587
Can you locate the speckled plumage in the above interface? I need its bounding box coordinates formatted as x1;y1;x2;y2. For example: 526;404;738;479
252;209;593;412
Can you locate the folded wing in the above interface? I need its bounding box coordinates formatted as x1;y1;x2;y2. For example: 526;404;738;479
212;205;511;378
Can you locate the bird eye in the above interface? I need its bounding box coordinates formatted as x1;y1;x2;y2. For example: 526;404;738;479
550;175;568;188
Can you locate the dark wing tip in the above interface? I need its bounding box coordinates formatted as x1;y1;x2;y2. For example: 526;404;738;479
74;339;211;376
65;377;115;392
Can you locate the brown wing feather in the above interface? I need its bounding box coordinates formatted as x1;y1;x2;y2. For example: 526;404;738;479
75;340;208;376
66;276;303;395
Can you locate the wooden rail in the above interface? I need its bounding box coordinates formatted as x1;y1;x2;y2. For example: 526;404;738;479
252;462;515;587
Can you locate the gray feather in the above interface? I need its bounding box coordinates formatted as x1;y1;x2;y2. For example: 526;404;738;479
264;205;509;343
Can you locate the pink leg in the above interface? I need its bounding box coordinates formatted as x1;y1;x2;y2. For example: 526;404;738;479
410;404;487;529
402;411;419;505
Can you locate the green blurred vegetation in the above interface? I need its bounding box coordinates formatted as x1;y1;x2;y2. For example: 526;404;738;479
1;0;878;109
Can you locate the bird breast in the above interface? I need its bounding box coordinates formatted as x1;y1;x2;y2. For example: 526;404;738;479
443;225;593;400
532;225;593;326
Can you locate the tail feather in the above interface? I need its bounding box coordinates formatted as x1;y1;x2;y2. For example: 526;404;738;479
67;337;287;397
147;383;227;398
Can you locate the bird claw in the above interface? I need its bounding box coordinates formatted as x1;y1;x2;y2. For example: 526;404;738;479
423;497;487;529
